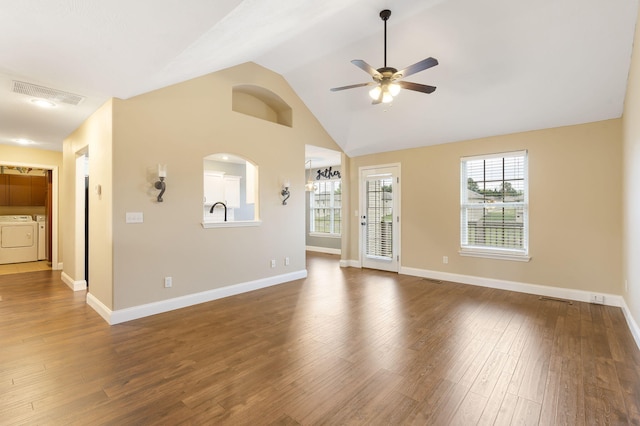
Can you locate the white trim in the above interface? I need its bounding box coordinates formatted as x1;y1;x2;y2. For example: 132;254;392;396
306;246;341;255
86;292;112;323
461;149;528;162
459;249;531;262
339;259;361;268
400;266;625;307
61;271;87;291
87;269;307;325
620;298;640;350
308;232;341;238
201;220;261;228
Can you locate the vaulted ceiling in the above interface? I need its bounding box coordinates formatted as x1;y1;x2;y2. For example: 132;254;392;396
0;0;637;157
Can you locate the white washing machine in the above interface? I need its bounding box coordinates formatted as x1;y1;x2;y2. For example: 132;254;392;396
34;215;47;260
0;215;38;264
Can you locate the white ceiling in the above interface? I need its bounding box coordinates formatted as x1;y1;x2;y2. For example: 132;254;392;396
0;0;637;159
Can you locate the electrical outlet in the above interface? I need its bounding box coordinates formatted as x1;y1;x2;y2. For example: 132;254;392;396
443;256;448;264
590;294;605;305
164;276;172;288
270;259;276;268
285;257;290;266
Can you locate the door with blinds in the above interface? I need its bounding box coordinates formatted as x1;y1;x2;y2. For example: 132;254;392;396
360;165;400;272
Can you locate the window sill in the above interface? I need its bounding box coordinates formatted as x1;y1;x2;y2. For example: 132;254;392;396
459;248;531;262
309;232;341;238
202;220;262;229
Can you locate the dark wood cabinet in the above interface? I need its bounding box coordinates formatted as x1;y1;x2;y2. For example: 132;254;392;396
31;176;47;206
0;174;47;206
0;175;7;206
9;175;31;206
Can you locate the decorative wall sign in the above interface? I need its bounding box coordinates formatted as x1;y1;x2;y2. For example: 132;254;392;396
316;166;341;180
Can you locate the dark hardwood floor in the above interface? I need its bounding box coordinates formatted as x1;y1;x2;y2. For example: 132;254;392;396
1;252;639;425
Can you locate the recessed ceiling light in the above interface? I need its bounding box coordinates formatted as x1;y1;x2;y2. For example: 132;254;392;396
31;99;57;108
14;138;34;145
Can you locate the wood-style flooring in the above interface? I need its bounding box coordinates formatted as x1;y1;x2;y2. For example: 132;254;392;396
1;252;639;425
0;260;50;276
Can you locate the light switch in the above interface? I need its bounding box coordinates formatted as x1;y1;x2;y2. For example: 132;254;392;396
126;212;144;223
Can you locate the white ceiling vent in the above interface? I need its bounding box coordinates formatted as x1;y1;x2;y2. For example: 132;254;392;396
12;81;85;106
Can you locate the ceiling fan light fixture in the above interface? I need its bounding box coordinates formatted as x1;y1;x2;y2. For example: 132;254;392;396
382;90;394;104
388;82;401;96
369;86;382;100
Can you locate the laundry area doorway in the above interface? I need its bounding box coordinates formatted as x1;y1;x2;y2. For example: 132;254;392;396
0;161;59;274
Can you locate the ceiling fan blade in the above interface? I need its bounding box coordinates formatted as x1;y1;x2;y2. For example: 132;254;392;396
398;81;437;94
330;82;376;92
351;60;382;78
395;57;438;79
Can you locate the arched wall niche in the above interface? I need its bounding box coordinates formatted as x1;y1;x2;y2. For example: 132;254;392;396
232;85;292;127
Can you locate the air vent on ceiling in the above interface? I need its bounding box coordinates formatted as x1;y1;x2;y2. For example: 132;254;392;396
12;80;85;106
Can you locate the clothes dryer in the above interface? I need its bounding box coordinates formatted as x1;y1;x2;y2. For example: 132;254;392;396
0;215;37;264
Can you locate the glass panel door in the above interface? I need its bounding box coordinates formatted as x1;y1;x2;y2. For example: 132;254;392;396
360;166;399;272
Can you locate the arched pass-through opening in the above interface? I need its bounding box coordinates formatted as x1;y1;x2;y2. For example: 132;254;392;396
202;153;260;228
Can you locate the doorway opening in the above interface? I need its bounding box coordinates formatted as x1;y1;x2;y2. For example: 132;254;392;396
75;152;89;287
0;160;59;274
305;145;343;255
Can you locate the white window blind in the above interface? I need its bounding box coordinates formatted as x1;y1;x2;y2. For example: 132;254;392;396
460;151;528;259
310;180;341;235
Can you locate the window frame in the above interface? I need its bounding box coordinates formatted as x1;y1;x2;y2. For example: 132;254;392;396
459;150;530;262
309;179;342;237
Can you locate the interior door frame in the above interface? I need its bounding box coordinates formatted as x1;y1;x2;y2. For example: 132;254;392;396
0;160;59;269
358;163;401;272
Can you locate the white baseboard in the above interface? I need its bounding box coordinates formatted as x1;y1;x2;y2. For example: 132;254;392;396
400;266;625;307
620;298;640;350
339;259;361;268
61;271;87;291
306;246;341;255
88;269;308;325
86;292;112;324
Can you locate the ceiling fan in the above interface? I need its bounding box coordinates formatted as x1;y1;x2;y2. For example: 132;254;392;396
330;9;438;104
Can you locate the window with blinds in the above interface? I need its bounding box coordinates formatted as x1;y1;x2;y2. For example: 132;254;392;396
460;151;529;260
366;177;393;258
310;180;341;235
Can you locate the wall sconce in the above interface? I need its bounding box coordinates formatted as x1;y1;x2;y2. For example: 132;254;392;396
154;164;167;202
281;179;290;205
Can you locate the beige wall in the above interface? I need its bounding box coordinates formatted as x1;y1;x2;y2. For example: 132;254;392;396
347;119;623;295
622;4;640;333
0;145;62;264
64;63;341;311
63;99;113;307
